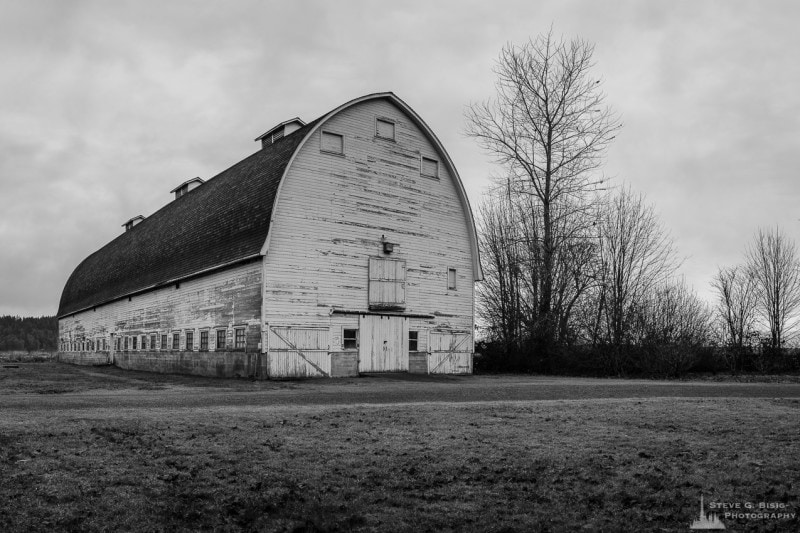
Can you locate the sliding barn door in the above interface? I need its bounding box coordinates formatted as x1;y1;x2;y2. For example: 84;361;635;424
358;315;408;372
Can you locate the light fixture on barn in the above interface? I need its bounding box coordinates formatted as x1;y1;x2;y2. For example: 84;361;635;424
381;234;394;254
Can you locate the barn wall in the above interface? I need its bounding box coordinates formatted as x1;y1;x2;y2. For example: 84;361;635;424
57;261;263;378
263;98;475;374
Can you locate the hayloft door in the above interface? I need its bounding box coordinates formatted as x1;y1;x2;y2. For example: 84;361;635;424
358;314;408;372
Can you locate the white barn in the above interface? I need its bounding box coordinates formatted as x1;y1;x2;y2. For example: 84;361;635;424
57;92;482;378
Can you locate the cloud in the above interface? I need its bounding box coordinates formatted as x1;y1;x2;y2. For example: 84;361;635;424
1;0;800;315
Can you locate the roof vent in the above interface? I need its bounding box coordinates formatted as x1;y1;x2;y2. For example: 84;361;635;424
170;177;205;200
255;118;306;148
122;215;145;232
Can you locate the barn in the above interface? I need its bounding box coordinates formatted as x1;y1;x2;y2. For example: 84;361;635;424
57;92;482;378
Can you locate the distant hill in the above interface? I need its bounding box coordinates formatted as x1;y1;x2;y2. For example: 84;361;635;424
0;315;58;351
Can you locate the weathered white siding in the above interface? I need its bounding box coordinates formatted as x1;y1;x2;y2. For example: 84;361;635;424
263;98;475;360
58;261;263;377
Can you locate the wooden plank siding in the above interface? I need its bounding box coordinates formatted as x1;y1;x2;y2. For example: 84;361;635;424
58;261;263;378
263;98;475;355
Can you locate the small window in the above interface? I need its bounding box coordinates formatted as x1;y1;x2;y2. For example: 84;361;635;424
142;335;147;351
343;329;358;350
216;329;227;351
160;334;167;350
448;268;457;290
376;118;395;140
200;330;209;351
321;131;344;155
131;336;137;350
421;156;438;178
186;331;194;351
234;328;246;349
409;331;419;352
172;332;180;350
150;334;156;351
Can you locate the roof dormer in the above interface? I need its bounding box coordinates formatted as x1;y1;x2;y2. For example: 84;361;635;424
255;118;306;148
170;177;205;200
122;215;145;232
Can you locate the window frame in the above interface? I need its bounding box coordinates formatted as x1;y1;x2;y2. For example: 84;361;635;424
172;332;180;350
409;330;419;352
343;328;358;350
185;330;194;352
216;329;227;351
421;156;439;179
320;130;345;155
199;330;209;352
375;117;396;141
447;267;457;290
234;327;246;350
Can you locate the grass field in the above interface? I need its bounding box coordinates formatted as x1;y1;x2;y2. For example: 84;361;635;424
1;363;798;532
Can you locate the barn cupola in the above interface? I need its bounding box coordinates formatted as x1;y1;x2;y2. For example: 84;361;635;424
170;177;205;200
122;215;145;232
254;118;306;149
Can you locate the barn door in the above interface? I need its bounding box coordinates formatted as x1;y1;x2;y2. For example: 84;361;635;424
358;315;408;372
267;326;331;378
428;331;473;374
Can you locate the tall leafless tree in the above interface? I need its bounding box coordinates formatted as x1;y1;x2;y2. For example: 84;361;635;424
745;227;800;348
476;187;526;356
466;29;621;360
711;265;757;349
593;186;678;347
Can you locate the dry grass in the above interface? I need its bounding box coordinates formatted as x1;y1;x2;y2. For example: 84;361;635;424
0;365;798;532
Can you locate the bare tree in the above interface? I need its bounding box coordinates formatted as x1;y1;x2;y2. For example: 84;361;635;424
711;265;757;349
745;227;800;348
596;186;678;347
466;29;621;359
632;279;713;376
476;187;526;356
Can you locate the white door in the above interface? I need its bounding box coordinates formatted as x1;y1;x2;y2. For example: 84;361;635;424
428;331;473;374
268;326;331;378
358;315;408;372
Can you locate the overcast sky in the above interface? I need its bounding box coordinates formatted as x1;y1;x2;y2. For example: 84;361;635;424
1;0;799;317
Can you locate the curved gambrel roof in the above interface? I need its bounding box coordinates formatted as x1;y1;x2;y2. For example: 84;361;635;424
58;93;481;318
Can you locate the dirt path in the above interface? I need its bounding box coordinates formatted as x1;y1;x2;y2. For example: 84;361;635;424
2;371;800;411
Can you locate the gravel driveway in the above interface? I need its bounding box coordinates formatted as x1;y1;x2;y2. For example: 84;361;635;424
3;367;800;411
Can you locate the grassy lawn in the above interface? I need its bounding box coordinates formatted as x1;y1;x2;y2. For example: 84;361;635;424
0;365;798;532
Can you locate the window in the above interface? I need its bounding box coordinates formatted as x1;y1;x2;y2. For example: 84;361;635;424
376;118;395;140
200;330;208;351
234;328;246;349
421;156;438;178
409;331;419;352
172;332;180;350
448;268;457;290
216;329;226;351
161;334;167;350
124;337;129;351
150;334;156;351
368;257;406;309
343;329;358;350
142;335;147;350
132;336;138;350
115;338;120;351
321;131;344;155
186;330;194;351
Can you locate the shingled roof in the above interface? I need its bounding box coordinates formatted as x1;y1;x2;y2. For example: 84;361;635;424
57;118;319;318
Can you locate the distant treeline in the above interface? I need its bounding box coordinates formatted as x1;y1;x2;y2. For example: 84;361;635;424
0;315;58;352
